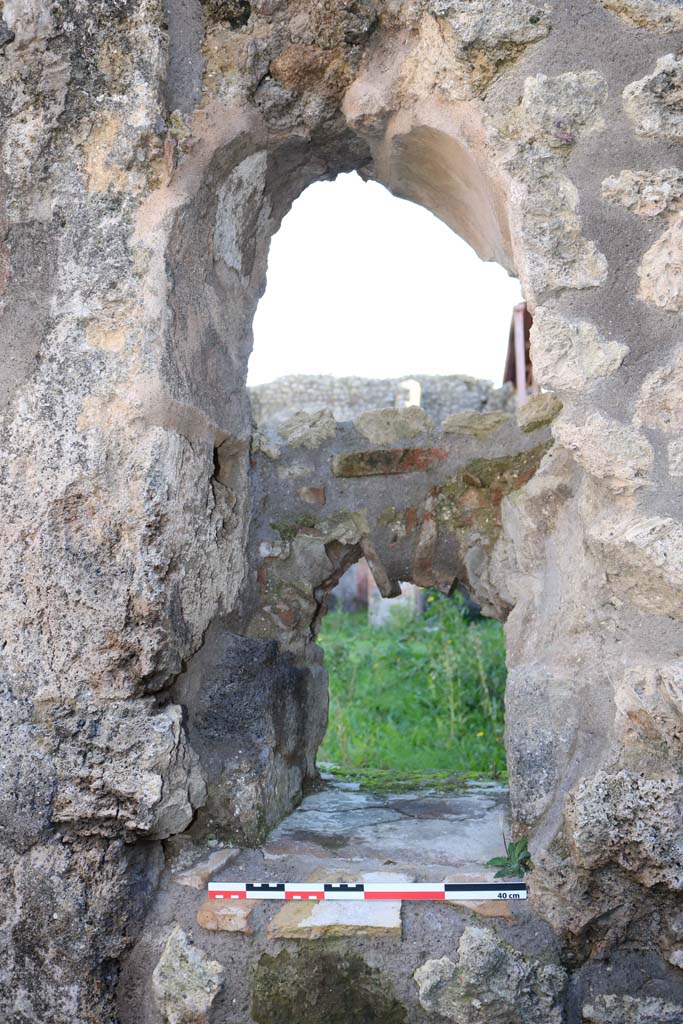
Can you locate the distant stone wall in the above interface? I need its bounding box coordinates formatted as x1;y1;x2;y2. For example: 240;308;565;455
250;374;515;428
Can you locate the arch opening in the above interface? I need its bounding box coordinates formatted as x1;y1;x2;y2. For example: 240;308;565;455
160;117;548;863
180;158;554;870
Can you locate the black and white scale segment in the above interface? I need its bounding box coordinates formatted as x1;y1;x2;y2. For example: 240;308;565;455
208;882;527;901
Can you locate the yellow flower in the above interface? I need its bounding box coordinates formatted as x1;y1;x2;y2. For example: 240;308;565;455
476;731;484;737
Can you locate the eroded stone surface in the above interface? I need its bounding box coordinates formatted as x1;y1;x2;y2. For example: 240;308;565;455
639;213;683;311
354;407;434;444
636;348;683;431
566;769;683;889
442;411;512;438
624;55;683;139
669;439;683;475
588;511;683;619
522;71;607;147
583;993;683;1023
152;926;224;1024
530;309;628;392
214;153;269;281
516;393;562;433
414;926;567;1024
510;158;608;300
600;0;683;31
50;701;207;840
278;409;337;448
554;413;653;493
613;663;683;755
602;168;683;218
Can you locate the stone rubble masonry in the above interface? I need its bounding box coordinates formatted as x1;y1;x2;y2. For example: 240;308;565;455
1;0;683;1020
414;926;567;1024
250;373;515;429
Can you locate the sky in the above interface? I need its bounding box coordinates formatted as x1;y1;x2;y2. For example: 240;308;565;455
248;172;522;388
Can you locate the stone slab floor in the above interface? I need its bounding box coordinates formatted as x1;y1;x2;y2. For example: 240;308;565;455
118;779;570;1023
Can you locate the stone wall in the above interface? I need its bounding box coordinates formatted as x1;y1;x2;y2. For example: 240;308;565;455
1;1;682;1021
250;373;515;428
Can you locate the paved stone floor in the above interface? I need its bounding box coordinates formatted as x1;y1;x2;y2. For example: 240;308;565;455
184;777;514;939
263;776;510;871
119;779;552;1023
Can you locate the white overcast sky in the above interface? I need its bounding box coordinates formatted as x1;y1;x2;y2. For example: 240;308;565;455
248;172;521;387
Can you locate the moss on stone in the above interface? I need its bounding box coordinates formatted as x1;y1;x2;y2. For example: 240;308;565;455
378;506;399;528
442;410;512;438
517;393;563;433
333;447;448;477
432;442;551;538
251;947;407;1024
271;513;318;543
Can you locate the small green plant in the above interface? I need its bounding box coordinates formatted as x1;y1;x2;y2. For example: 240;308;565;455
486;834;532;879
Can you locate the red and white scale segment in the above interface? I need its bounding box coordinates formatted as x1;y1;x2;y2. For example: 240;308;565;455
208;882;527;902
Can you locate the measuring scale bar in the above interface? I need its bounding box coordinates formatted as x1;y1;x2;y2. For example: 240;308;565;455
208;882;527;901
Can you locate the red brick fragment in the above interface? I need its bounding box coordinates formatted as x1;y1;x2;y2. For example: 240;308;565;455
333;447;448;477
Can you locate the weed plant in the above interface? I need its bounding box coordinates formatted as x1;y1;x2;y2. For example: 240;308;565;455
318;592;507;778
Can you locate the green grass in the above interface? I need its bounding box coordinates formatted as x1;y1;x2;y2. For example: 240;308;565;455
317;593;508;780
